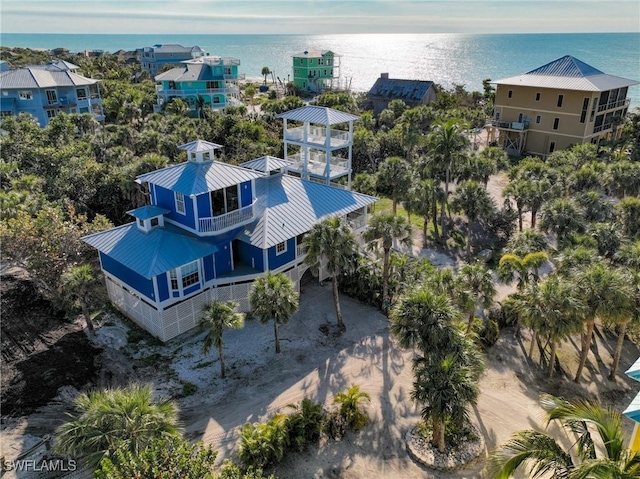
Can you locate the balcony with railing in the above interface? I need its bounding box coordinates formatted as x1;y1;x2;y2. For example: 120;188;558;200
287;152;349;179
296;243;305;259
284;126;351;148
597;98;630;112
198;202;255;235
157;86;240;96
485;119;530;131
593;122;613;134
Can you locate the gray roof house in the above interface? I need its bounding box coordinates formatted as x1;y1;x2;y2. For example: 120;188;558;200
137;44;206;75
366;73;437;115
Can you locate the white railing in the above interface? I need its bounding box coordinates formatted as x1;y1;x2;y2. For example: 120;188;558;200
296;244;305;258
288;152;349;172
199;203;254;234
284;126;350;147
224;73;245;80
597;98;630;112
593;123;613;133
486;119;529;130
159;86;240;96
347;216;367;230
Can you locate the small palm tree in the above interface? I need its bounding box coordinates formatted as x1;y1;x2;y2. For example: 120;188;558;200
59;264;100;335
488;394;640;478
498;252;548;291
456;262;496;335
540;198;586;246
376;157;411;215
249;272;299;353
55;384;180;467
452;181;495;259
261;66;271;85
364;213;413;308
334;385;371;431
304;216;358;331
199;300;245;378
608;269;638;380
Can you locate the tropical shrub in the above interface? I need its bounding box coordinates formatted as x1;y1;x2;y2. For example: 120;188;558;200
285;398;325;451
333;385;371;431
217;460;276;479
239;414;289;469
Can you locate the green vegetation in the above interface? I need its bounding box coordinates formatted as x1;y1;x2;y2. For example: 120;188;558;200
199;300;245;378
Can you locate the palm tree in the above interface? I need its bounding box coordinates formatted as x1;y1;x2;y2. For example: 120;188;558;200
376;156;411;215
503;179;529;232
488;394;640;478
409;178;443;244
59;264;99;335
363;213;413;309
452;181;495;259
515;275;583;378
498;252;548;291
244;83;257;113
609;269;639;380
456;262;496;334
303;217;358;331
540;198;586;246
55;384;180;467
199;300;245;378
615;240;640;269
334;385;371;431
426;119;470;238
249;272;299;354
261;66;271;85
573;263;632;383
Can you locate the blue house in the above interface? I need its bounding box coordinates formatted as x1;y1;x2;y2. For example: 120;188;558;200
84;127;376;341
0;61;104;126
154;56;245;115
137;44;206;76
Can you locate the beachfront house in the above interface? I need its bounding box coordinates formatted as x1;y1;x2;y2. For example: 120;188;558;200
0;62;104;126
137;44;206;76
365;73;437;116
292;50;340;93
83;109;375;341
486;55;639;157
154;56;245;115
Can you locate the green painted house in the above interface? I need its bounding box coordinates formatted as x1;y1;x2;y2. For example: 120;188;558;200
292;50;340;93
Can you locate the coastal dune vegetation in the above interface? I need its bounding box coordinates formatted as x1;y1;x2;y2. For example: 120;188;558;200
1;47;640;477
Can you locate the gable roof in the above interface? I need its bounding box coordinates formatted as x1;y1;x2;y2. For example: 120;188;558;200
127;205;170;220
277;105;360;125
82;223;218;278
155;63;213;82
241;156;292;173
239;175;377;249
144;44;204;54
493;55;639;91
0;67;99;89
367;77;434;103
136;160;264;196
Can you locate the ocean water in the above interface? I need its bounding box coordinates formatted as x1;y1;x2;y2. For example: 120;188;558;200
3;33;639;107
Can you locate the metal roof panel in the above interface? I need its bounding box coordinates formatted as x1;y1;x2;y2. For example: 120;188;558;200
240;156;292;172
277;105;360;125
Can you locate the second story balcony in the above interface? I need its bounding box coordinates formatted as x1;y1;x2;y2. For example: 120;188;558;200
597;98;630;113
485;119;530;131
284;126;350;148
157;86;240;96
593;122;613;134
287;152;349;179
198;201;256;235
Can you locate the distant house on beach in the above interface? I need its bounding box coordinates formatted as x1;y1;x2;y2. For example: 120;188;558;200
83;106;375;342
365;73;437;115
137;44;206;76
292;50;340;93
486;55;639;157
154;56;245;115
0;62;104;126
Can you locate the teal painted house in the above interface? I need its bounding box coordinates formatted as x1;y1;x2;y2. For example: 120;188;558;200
84;130;376;341
154;56;245;115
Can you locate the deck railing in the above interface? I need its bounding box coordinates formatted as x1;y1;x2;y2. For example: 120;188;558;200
593;122;613;134
597;98;630;112
486;119;529;130
284;126;350;147
296;244;305;258
198;203;255;234
159;86;240;96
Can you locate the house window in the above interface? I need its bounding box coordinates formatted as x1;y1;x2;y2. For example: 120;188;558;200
76;88;87;100
549;142;556;153
211;185;239;217
580;97;589;123
299;59;303;65
318;58;324;65
175;192;186;214
47;110;57;119
224;67;232;75
206;81;220;89
213;96;221;104
19;91;33;100
294;69;299;75
535;92;541;101
138;218;144;227
536;115;541;124
276;241;287;255
507;90;513;99
518;113;523;123
557;95;564;107
590;96;598;122
324;69;327;75
169;260;200;291
46;90;57;105
553;118;560;130
150;217;159;227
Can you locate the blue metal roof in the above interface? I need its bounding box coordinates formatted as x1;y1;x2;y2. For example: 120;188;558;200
526;55;604;78
627;357;640;381
136;160;264;196
239;175;377;248
277;106;360;125
127;205;170;220
241;156;292;173
82;223;218;278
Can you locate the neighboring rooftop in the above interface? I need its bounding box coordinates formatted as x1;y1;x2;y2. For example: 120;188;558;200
367;75;435;103
0;67;98;89
292;50;333;58
139;44;205;54
277;105;360;125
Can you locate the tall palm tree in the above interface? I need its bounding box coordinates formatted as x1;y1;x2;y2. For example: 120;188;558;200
409;178;443;244
515;275;583;378
199;300;245;378
503;179;529;232
426;119;470;239
59;264;99;335
488;394;640;478
376;156;411;215
498;252;548;291
609;269;639;380
456;262;496;335
573;263;632;383
261;66;271;85
363;213;413;309
452;181;495;259
55;384;180;467
303;217;358;331
249;272;299;354
540;198;586;246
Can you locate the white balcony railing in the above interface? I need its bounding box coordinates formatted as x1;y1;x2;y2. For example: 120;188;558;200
198;203;255;234
485;119;529;130
284;126;351;148
159;86;240;96
296;244;305;258
347;215;367;230
597;98;630;112
287;152;349;178
593;123;613;134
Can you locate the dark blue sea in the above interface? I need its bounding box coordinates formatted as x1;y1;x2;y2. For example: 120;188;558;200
2;33;639;107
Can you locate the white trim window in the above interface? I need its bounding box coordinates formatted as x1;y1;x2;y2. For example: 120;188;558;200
19;91;33;100
169;260;201;293
175;192;186;214
276;241;287;255
76;88;87;100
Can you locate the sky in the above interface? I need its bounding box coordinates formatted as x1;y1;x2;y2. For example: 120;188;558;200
1;0;639;34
